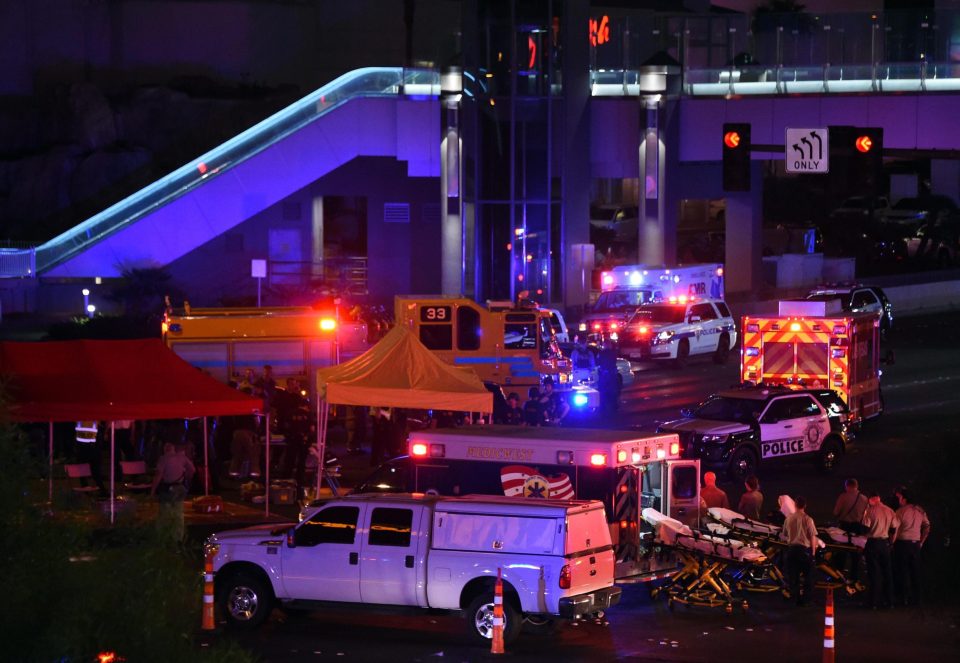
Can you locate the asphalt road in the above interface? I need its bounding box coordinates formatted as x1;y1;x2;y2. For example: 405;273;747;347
204;312;960;662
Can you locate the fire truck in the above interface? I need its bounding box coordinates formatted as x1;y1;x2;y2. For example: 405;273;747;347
580;263;724;342
394;295;598;408
162;305;368;387
740;299;883;425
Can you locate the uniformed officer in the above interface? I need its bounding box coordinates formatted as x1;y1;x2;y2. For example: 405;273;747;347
892;486;930;607
782;495;818;606
861;490;900;609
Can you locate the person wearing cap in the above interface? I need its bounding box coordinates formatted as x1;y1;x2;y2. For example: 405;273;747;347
542;377;570;425
504;392;524;425
862;490;900;609
892;486;930;607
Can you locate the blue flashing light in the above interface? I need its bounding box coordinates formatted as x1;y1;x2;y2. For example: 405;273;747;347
573;393;589;407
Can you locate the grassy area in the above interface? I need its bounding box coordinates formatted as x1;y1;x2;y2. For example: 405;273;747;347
0;412;258;662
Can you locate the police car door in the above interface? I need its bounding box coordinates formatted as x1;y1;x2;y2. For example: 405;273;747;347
758;395;829;461
689;303;719;353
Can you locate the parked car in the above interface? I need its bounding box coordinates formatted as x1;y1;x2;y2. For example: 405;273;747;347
806;283;893;334
879;195;958;227
904;215;960;267
829;196;892;224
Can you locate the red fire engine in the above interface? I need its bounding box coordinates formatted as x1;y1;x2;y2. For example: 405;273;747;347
740;300;883;425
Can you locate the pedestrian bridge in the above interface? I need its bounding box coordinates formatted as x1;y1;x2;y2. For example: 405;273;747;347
3;58;960;280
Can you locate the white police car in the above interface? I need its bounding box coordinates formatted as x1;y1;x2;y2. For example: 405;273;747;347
618;299;736;366
657;386;851;480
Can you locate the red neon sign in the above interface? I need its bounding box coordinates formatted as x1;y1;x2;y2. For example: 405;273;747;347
724;131;741;149
589;15;610;47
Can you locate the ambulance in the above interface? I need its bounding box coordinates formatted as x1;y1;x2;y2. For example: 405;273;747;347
740;299;883;425
394;295;599;408
579;263;724;343
162;305;368;387
354;425;702;580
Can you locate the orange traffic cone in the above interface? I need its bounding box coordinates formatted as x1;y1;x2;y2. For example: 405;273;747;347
491;568;505;655
822;586;835;663
202;550;216;631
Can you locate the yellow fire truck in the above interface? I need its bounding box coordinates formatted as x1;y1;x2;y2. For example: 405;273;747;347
740;299;883;424
394;295;599;408
162;306;368;386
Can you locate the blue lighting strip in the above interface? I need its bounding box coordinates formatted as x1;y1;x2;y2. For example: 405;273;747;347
35;67;440;273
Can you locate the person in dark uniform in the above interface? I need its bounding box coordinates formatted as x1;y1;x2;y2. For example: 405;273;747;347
278;378;312;490
522;387;545;426
597;345;621;413
504;393;524;425
541;377;570;425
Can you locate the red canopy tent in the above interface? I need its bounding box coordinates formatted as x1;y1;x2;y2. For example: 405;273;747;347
0;339;265;521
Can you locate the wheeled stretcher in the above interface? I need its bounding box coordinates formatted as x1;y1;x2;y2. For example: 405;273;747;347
706;507;791;595
707;498;866;597
642;508;766;613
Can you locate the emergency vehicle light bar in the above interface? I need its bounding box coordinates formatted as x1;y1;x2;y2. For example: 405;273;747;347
319;318;337;331
410;442;446;458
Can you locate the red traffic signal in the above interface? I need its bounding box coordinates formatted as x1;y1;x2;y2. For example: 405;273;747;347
855;135;873;153
724;131;741;149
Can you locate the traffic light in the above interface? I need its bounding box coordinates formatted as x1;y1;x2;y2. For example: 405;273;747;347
722;123;751;192
829;126;883;197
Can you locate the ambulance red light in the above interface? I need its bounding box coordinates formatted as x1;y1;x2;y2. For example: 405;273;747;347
319;318;337;331
610;322;619;330
593;323;602;331
670;441;680;455
411;443;428;457
616;449;627;463
656;447;666;459
638;326;649;335
602;273;613;286
668;296;677;303
790;322;801;331
631;451;642;464
678;295;687;304
717;267;724;276
590;453;607;466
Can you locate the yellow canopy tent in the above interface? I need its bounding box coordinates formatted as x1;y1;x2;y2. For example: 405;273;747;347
313;325;492;494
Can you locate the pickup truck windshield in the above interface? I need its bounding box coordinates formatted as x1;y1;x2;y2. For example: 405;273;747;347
693;396;759;424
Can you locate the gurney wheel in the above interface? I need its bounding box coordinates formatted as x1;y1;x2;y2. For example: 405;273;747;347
725;603;733;614
741;601;749;612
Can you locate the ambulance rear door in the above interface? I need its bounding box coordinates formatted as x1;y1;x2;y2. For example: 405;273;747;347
663;460;700;529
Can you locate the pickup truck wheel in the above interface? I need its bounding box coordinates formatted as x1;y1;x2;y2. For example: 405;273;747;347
219;571;273;629
713;333;730;365
466;593;521;646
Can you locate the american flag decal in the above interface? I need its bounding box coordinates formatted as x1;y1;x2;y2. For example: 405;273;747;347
500;465;575;500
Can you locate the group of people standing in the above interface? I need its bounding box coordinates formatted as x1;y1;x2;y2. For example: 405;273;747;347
698;473;930;609
500;377;570;427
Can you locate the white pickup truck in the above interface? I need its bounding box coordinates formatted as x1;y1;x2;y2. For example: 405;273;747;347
207;493;621;644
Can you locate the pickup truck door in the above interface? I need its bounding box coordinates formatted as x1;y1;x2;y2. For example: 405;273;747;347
281;504;366;602
359;505;428;606
360;504;430;605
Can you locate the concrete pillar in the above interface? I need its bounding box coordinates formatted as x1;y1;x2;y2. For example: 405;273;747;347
561;0;591;312
440;68;463;296
724;162;763;294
